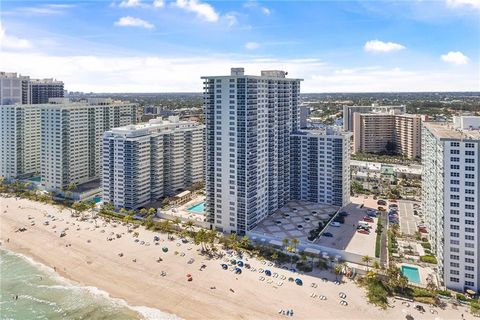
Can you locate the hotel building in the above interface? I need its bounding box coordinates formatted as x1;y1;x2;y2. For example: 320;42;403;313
40;98;137;191
0;105;41;179
422;116;480;292
202;68;351;235
102;116;204;210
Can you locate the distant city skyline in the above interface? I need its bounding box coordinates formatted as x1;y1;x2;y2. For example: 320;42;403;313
0;0;478;92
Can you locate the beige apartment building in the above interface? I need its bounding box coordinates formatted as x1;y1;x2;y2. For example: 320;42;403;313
353;111;424;159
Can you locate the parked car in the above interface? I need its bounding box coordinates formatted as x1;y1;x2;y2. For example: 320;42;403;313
366;210;377;217
389;199;398;203
377;200;387;206
378;206;386;211
323;232;333;237
333;216;345;224
331;222;341;227
357;229;370;235
363;216;374;223
339;211;349;217
389;204;398;209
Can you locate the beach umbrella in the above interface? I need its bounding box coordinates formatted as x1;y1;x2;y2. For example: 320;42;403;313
295;278;303;286
221;264;228;270
288;277;294;282
231;259;237;265
235;268;242;274
405;315;414;320
237;261;244;267
186;273;192;278
265;270;272;276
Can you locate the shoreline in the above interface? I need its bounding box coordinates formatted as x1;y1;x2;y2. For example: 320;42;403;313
0;246;174;320
0;196;473;320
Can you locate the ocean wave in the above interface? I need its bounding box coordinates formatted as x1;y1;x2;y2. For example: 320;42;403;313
1;248;183;320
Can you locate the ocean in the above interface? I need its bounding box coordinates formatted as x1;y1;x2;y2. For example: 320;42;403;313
0;249;180;320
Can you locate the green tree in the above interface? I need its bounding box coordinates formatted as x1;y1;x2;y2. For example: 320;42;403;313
333;264;342;281
362;255;372;271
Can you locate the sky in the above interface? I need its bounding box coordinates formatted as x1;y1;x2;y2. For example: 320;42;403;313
0;0;479;93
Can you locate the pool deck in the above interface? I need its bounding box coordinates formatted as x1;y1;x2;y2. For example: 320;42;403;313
400;263;437;287
162;194;206;223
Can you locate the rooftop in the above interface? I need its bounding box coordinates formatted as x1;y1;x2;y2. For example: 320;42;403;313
107;116;203;138
201;67;303;81
424;118;480;140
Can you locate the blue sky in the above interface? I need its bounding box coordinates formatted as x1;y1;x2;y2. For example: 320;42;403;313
0;0;478;92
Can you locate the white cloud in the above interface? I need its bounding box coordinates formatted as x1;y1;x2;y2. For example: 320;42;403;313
119;0;147;8
152;0;164;7
12;4;75;15
114;16;155;29
245;42;260;50
441;51;469;65
0;22;33;50
175;0;219;22
364;40;406;53
0;51;476;92
244;0;271;15
446;0;480;9
224;14;238;27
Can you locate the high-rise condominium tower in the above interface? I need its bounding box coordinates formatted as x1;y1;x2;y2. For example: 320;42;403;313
422;116;480;292
290;127;351;207
41;98;137;191
0;105;41;179
102;116;204;210
0;72;64;105
202;68;302;234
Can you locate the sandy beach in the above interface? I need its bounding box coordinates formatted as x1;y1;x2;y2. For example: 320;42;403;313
0;196;473;320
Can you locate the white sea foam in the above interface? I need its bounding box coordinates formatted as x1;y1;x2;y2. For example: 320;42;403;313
1;248;183;320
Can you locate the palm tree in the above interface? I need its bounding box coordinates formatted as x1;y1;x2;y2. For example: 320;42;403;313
282;237;290;254
291;238;299;254
64;183;77;200
333;264;342;281
372;260;381;273
119;208;127;216
140;208;148;217
159;220;173;239
206;229;218;251
173;217;182;231
271;252;279;265
185;220;194;235
148;207;156;217
123;215;132;231
239;235;250;249
362;255;372;271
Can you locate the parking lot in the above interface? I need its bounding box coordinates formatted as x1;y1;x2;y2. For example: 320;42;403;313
315;199;377;258
398;200;421;235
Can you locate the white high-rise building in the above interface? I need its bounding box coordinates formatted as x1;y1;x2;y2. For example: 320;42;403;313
290;127;351;207
40;98;137;191
0;72;28;105
202;68;303;234
0;105;41;179
102;116;204;210
422;116;480;292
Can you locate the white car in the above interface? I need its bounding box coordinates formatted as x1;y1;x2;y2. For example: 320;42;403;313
331;222;341;227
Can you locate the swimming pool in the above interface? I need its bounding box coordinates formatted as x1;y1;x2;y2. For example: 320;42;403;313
401;265;421;283
187;202;205;213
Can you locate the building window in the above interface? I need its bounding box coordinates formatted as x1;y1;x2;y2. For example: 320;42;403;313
450;277;459;283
